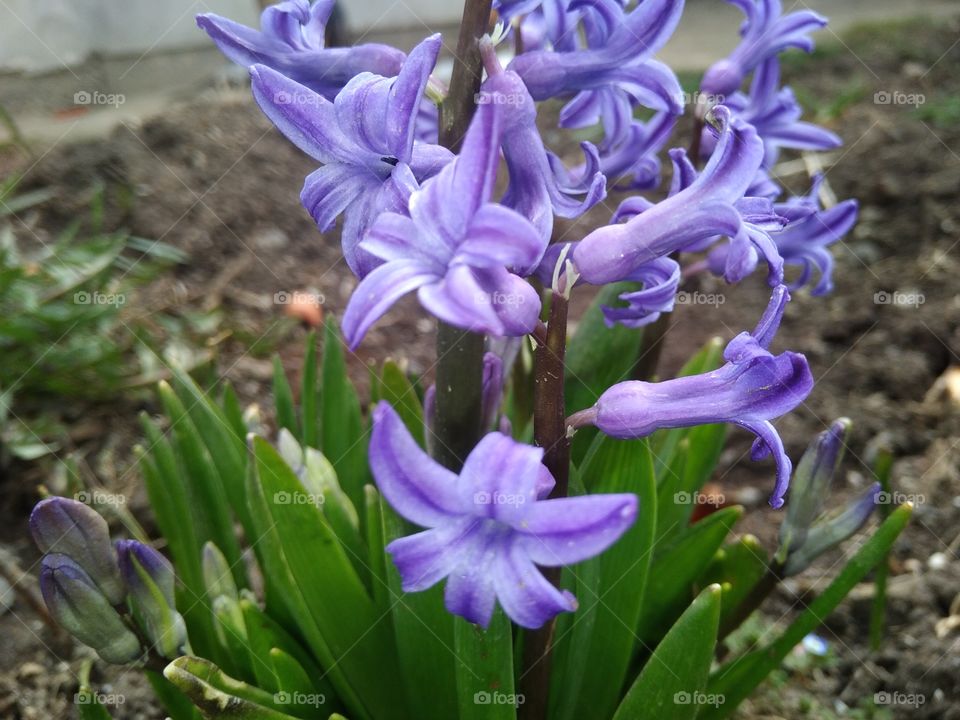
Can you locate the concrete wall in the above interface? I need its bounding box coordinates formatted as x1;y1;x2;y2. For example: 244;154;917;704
338;0;461;34
0;0;260;73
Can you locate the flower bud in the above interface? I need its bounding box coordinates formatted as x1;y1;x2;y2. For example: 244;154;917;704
202;542;238;602
783;483;880;576
39;554;141;664
778;418;850;560
116;540;188;659
30;497;125;604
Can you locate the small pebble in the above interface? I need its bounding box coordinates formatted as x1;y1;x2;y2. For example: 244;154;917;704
928;552;949;571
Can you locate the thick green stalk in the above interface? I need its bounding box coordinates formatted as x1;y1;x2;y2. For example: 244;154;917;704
431;0;493;470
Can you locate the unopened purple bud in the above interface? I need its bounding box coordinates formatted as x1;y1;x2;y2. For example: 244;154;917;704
40;554;141;664
30;497;124;604
779;418;850;557
116;540;188;659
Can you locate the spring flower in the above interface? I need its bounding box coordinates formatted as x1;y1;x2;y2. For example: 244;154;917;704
117;541;189;659
197;0;404;100
39;554;142;664
248;34;452;276
707;175;858;293
600;257;681;328
478;50;606;243
700;0;827;98
370;403;637;628
30;497;125;605
702;59;841;166
574;106;783;285
509;0;685;126
569;286;812;508
342;101;545;348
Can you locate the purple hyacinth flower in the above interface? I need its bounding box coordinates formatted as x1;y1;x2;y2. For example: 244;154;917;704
601;257;681;328
117;540;189;659
574;106;783;286
707;175;858;294
478;49;606;243
248;34;452;276
702;59;841;166
509;0;684;113
40;554;142;664
569;286;812;508
30;497;125;605
700;0;827;98
197;0;404;100
342;101;545;348
370;403;637;628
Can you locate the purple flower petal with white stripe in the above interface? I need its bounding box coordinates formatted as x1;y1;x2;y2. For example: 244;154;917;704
371;403;637;628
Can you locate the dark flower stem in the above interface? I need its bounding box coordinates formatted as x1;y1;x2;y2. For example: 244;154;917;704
431;0;493;471
520;290;570;720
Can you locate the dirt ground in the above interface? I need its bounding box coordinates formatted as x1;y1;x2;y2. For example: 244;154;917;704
0;14;958;720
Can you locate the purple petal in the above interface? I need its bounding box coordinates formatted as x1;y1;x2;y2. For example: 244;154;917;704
342;259;438;349
460;433;546;523
514;493;638;565
491;541;577;629
369;402;465;527
457;204;547;275
443;530;499;627
300;164;374;232
387;518;480;591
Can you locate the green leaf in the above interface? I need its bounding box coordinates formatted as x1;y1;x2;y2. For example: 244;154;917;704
320;319;368;515
253;437;404;720
564;282;644;462
454;612;516;720
273;356;299;438
146;670;201;720
701;535;768;632
379;361;424;447
301;331;320;449
558;437;657;720
701;503;913;719
637;506;741;643
157;381;245;587
614;584;722;720
381;499;458;720
239;597;325;687
164;656;300;720
364;486;390;614
270;649;332;718
76;686;115;720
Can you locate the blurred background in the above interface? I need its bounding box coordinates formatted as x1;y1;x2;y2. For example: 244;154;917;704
0;1;958;718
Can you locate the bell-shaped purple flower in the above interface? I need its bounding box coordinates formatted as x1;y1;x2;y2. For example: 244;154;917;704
30;497;125;605
574;106;783;286
248;35;452;276
39;554;142;664
117;540;189;659
370;402;637;628
569;286;813;508
508;0;685;113
197;0;404;100
707;175;858;294
700;0;827;98
600;257;681;328
342;101;545;348
702;59;841;166
479;47;606;243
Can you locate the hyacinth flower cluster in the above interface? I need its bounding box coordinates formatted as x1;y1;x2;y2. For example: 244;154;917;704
28;2;917;719
192;0;862;632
